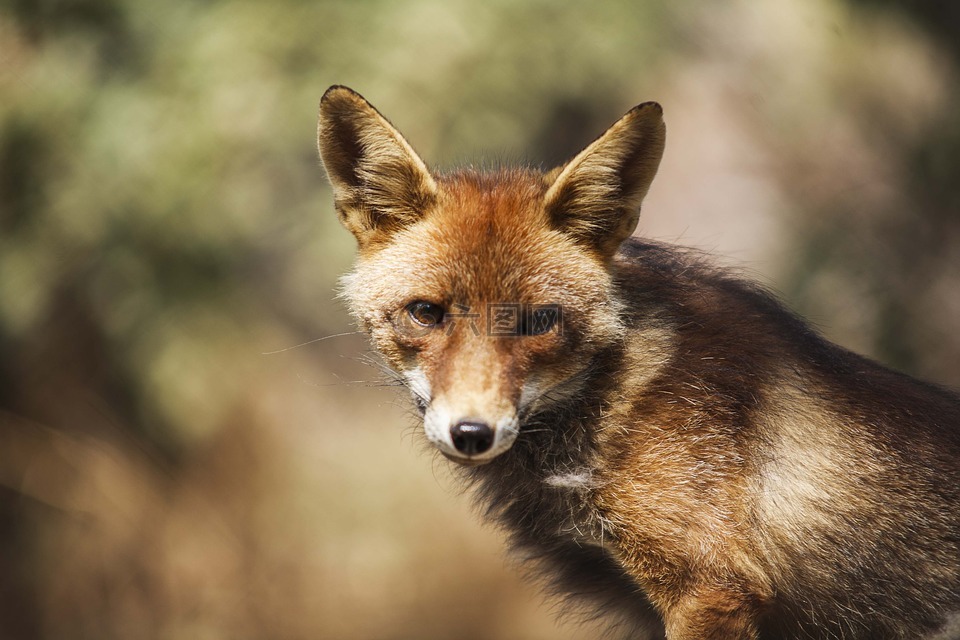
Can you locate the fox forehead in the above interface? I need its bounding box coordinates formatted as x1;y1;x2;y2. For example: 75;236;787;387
343;168;616;313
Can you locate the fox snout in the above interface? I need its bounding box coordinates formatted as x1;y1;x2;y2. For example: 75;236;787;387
321;86;960;639
450;421;494;456
421;395;520;465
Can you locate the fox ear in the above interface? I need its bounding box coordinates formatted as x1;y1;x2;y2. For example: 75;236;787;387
318;86;437;248
544;102;665;257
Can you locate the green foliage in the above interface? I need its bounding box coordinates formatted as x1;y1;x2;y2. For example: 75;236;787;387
0;0;699;451
0;1;958;637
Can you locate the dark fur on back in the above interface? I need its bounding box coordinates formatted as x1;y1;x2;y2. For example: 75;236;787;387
466;238;960;639
319;87;960;639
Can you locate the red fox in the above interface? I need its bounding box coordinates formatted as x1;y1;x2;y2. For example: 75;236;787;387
317;85;960;639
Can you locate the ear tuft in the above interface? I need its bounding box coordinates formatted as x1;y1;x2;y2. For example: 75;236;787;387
318;86;437;247
544;102;666;257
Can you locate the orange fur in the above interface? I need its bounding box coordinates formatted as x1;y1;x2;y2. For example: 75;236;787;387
318;86;960;639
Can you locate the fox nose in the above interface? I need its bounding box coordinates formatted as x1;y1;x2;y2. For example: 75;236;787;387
450;420;494;456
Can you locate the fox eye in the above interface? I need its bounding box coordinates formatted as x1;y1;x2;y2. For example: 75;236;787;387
521;306;561;336
406;301;445;327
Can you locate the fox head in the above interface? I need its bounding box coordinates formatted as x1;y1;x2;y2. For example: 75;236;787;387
319;86;665;465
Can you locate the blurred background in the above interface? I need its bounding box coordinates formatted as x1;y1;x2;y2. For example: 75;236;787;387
1;0;958;638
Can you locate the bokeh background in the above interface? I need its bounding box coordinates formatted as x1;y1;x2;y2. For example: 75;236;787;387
1;1;959;638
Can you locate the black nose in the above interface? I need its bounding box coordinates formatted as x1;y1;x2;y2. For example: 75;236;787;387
450;421;494;456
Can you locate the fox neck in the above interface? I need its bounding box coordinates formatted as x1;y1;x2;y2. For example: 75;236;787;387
459;342;627;547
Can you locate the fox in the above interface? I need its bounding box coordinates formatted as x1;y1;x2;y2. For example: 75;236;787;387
316;85;960;639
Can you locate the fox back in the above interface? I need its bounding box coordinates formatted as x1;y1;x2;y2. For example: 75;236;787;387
317;86;960;640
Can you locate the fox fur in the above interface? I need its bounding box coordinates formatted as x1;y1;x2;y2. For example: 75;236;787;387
317;85;960;640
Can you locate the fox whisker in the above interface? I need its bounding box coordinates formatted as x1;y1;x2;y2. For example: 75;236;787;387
318;84;960;639
260;330;363;355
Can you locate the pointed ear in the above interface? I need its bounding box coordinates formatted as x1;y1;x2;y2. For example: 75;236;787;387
543;102;665;257
318;86;437;248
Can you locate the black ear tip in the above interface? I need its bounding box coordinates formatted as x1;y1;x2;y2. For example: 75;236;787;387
630;101;663;116
321;85;365;106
